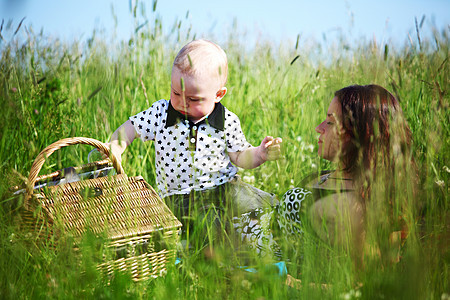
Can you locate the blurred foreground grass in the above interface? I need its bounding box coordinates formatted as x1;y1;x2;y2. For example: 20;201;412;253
0;5;448;299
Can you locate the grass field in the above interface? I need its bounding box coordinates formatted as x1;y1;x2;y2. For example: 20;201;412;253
0;5;448;299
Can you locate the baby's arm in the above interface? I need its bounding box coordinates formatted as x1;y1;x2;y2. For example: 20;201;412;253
229;136;282;169
105;119;137;164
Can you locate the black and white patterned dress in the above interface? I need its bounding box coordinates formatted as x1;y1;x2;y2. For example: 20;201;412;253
233;187;312;259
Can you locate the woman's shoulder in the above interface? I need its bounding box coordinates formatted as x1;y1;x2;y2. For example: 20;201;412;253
299;170;333;189
279;170;357;206
279;171;333;202
302;170;355;192
315;189;360;205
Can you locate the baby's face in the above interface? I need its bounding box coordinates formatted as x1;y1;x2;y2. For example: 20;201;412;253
170;67;223;122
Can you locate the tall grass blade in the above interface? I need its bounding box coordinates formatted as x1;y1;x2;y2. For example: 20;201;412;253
135;20;148;33
14;17;25;35
87;86;103;100
290;55;300;65
419;15;426;28
415;17;422;51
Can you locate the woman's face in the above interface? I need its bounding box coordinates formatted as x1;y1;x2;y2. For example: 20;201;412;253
315;96;348;161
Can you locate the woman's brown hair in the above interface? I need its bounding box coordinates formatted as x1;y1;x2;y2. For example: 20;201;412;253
335;84;413;201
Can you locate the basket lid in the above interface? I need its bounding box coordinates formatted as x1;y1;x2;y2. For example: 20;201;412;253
31;174;182;240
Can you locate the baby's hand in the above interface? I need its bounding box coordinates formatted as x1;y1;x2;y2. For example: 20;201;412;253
259;136;283;162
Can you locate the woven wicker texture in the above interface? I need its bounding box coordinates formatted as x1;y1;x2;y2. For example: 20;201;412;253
25;137;124;205
22;137;182;281
34;174;181;239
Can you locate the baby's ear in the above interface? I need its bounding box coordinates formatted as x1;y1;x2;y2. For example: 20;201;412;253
215;87;227;102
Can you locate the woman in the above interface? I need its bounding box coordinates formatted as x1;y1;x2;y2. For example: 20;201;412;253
235;84;416;269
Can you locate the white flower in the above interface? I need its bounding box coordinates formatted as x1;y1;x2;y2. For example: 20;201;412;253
435;180;445;187
340;293;351;300
241;279;252;290
340;289;362;299
311;163;317;169
159;268;167;277
243;175;255;184
296;136;302;142
443;166;450;173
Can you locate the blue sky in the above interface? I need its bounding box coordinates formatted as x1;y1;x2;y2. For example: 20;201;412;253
1;0;449;47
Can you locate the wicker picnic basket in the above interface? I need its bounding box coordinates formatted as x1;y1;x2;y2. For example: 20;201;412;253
21;137;182;281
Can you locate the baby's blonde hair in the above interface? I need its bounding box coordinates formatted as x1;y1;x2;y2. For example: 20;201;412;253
173;39;228;86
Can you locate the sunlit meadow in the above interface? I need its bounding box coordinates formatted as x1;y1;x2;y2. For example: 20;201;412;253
0;2;448;299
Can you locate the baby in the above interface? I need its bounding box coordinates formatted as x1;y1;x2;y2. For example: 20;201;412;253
107;39;282;225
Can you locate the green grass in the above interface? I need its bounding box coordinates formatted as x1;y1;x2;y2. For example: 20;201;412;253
0;5;448;299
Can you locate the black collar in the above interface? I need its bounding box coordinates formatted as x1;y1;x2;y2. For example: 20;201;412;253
165;101;225;131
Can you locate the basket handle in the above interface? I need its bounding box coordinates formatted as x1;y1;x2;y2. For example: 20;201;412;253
25;137;125;200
